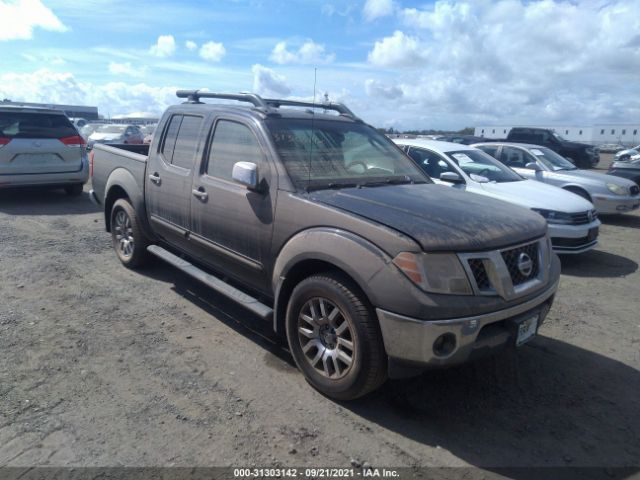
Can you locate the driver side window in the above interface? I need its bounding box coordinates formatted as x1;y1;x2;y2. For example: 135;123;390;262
408;147;454;179
500;147;527;168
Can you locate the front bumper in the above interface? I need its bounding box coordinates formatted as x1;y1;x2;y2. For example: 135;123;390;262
548;220;600;254
377;279;558;368
592;194;640;214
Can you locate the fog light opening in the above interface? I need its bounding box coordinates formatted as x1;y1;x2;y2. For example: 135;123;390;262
433;333;456;358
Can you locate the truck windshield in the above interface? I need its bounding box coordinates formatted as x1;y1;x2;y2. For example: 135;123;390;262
528;146;577;171
446;149;523;183
265;118;428;190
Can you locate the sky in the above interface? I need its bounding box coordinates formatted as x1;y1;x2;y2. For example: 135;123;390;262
0;0;639;130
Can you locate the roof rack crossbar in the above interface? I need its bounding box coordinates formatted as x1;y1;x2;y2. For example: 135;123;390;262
263;99;356;117
176;90;268;110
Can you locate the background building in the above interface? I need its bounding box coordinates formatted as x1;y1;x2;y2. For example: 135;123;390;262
474;124;640;146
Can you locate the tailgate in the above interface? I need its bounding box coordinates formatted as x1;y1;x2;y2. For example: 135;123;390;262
0;111;84;175
0;138;83;175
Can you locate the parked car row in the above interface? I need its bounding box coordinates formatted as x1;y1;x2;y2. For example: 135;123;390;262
2;91;638;401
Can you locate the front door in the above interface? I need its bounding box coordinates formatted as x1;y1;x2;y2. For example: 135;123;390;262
189;117;276;292
146;113;205;249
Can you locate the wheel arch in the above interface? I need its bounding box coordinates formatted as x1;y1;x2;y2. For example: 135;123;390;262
104;168;154;240
562;184;592;202
272;228;394;335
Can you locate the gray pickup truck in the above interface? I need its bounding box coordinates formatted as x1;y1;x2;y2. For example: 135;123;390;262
90;91;560;400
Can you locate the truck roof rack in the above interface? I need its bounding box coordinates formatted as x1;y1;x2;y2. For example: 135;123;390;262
175;90;358;120
263;98;357;118
176;90;268;109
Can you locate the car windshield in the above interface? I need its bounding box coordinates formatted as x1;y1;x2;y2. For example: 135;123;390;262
445;149;523;183
552;131;565;141
97;125;127;133
266;117;429;190
529;146;577;171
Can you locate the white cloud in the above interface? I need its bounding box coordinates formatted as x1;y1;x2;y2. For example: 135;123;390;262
361;0;640;129
0;69;178;117
270;40;335;65
199;41;226;62
0;0;67;41
367;31;425;67
364;79;402;99
108;61;147;78
251;64;291;96
363;0;395;21
149;35;176;57
185;40;197;51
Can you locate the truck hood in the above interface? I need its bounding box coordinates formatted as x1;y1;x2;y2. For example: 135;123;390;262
308;184;547;252
476;180;593;212
559;140;592;151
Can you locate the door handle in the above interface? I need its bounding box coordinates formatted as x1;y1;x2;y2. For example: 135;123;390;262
192;187;208;201
149;172;161;185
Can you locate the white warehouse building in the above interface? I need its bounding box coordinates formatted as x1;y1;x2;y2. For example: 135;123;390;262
474;124;640;146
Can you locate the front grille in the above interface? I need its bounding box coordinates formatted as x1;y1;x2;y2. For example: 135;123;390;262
501;242;539;286
631;185;639;196
568;210;598;225
467;259;490;290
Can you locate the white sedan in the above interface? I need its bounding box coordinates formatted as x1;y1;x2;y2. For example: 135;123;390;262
474;142;640;214
394;139;601;254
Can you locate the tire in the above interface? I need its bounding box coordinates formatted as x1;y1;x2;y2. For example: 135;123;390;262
110;198;149;268
286;272;387;400
64;184;84;196
565;187;591;202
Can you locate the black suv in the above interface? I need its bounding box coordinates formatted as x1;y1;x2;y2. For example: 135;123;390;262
504;127;599;168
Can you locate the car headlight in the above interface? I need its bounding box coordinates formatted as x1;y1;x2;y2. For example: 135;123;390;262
393;252;472;295
606;183;628;195
531;208;573;224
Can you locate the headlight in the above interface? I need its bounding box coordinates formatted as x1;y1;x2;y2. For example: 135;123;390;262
393;252;472;295
531;208;573;224
606;183;628;195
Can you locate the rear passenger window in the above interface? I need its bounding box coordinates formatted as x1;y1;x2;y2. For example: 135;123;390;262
478;145;498;158
172;115;203;170
161;115;182;163
207;120;262;180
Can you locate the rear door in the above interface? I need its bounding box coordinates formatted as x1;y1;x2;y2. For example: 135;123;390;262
0;110;84;175
189;116;276;292
146;113;205;249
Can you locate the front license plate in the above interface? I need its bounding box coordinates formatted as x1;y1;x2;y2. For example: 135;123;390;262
516;314;539;346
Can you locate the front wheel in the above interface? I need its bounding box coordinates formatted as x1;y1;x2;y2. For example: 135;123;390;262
286;273;387;400
110;199;149;268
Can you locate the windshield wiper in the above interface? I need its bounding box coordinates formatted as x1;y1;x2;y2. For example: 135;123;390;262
360;177;423;187
305;182;360;192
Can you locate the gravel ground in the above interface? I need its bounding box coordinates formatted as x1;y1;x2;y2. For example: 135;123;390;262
0;154;639;477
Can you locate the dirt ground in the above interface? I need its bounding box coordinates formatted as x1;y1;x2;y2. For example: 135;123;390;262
0;153;639;477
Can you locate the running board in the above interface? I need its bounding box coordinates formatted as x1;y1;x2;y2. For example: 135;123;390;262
147;245;273;321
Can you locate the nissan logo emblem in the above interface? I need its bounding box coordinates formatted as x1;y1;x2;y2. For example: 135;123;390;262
517;252;533;277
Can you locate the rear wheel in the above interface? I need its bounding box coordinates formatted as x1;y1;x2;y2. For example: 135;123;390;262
286;273;387;400
110;199;149;268
64;184;83;196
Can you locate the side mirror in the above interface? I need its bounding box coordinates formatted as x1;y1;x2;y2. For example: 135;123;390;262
525;162;542;172
232;161;260;190
440;172;463;184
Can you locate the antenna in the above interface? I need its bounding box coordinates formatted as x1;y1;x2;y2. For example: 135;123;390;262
307;68;317;191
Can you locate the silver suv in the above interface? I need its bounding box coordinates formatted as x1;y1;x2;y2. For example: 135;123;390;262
0;106;89;195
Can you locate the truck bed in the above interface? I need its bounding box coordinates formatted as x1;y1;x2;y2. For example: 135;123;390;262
90;143;150;208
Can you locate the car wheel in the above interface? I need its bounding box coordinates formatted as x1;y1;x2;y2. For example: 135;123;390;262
110;198;149;268
286;272;387;400
64;184;84;196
